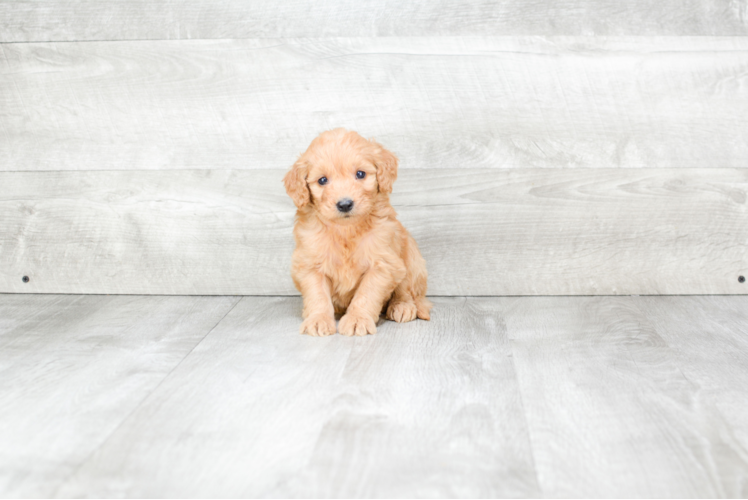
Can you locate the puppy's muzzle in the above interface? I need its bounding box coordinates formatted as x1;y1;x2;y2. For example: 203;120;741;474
336;198;354;213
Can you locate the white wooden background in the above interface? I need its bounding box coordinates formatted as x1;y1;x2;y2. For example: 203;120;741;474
1;1;747;295
3;37;748;172
2;0;748;41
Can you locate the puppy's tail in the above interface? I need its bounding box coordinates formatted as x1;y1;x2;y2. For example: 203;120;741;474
415;296;432;321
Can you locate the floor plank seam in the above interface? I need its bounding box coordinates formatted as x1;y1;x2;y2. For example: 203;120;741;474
47;295;244;497
506;335;544;497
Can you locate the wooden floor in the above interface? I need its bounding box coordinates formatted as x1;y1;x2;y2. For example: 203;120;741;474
1;294;747;498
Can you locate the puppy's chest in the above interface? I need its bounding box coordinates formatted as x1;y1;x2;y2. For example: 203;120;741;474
320;239;367;287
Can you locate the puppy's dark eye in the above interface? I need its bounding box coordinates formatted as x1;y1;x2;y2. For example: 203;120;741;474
318;177;328;186
356;170;366;179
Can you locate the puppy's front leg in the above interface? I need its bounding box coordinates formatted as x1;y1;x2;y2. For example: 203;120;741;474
339;261;405;336
297;271;336;337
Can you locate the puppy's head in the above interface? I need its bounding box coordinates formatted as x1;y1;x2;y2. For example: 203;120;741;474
283;128;398;223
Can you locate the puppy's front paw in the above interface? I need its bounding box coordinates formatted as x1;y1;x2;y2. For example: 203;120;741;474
338;312;377;336
300;314;336;337
386;301;417;323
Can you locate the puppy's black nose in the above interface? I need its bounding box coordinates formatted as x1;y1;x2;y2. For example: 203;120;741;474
336;198;354;213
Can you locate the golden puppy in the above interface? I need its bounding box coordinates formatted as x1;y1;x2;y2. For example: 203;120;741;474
283;128;432;336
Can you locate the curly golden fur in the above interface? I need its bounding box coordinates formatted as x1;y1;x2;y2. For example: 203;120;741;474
283;128;432;336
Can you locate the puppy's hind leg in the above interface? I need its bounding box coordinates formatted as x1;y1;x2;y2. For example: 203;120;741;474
414;295;432;321
386;286;432;322
386;283;418;323
388;231;432;322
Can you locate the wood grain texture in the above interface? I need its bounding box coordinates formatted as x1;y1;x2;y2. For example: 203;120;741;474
53;296;539;498
2;0;747;42
0;294;240;498
501;295;748;497
3;295;747;497
1;168;746;295
2;37;748;171
632;295;748;497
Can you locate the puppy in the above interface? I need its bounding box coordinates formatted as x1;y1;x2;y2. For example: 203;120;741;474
283;128;432;336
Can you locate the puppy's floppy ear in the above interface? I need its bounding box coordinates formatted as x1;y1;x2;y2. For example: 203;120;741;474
370;139;398;194
283;157;310;208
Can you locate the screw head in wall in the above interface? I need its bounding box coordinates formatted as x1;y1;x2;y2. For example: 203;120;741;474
22;275;30;283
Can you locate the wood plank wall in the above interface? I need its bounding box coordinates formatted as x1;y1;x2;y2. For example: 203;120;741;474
2;0;748;41
1;1;747;295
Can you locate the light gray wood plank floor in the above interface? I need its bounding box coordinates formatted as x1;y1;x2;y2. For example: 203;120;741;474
502;296;748;497
1;295;747;497
0;294;240;498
